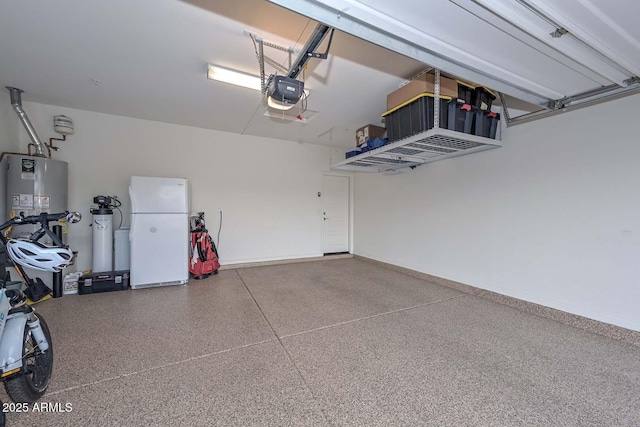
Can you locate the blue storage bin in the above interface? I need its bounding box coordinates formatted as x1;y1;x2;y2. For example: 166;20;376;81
345;148;361;159
366;137;388;150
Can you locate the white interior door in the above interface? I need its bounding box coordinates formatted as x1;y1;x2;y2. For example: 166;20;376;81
322;175;350;254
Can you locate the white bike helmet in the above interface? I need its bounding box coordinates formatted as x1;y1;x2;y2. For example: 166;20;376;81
7;239;73;273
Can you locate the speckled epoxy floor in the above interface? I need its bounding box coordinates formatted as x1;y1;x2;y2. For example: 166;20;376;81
3;258;640;426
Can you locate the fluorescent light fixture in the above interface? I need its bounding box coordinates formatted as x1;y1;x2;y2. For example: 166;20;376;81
207;64;261;91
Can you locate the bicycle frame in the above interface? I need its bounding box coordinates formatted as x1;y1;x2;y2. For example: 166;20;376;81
0;214;58;378
0;301;48;377
0;229;34;291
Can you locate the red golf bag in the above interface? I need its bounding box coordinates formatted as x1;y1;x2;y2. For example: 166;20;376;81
189;212;220;279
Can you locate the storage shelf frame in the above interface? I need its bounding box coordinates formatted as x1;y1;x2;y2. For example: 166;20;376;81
332;69;502;173
332;128;501;173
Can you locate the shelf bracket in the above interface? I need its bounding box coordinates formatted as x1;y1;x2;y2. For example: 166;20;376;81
247;24;335;95
245;30;295;94
434;69;441;130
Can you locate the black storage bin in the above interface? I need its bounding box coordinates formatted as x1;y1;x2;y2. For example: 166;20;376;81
79;270;130;294
471;86;496;111
473;109;501;139
384;94;449;142
447;103;474;134
473;108;488;137
487;112;500;139
456;81;474;104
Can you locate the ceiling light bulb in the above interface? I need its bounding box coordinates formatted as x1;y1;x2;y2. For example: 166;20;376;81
207;64;261;91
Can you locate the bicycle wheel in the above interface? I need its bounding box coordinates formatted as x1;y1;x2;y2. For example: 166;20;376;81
4;313;54;403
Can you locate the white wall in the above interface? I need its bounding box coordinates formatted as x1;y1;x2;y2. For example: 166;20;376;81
0;99;19;152
18;102;334;271
354;94;640;331
0;99;20;217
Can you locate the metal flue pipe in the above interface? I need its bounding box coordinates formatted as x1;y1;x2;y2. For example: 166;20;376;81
6;87;46;157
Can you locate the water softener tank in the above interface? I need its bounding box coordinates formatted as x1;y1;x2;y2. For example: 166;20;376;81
92;206;113;272
4;154;68;238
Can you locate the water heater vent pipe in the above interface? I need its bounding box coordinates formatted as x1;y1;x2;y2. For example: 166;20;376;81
6;87;46;157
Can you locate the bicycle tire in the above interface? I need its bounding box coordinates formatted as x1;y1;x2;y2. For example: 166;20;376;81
4;313;54;403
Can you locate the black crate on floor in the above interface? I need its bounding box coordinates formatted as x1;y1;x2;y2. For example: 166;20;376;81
447;103;474;134
384;94;449;142
473;109;501;139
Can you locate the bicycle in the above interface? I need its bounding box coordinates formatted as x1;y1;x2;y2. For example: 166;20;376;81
0;211;81;414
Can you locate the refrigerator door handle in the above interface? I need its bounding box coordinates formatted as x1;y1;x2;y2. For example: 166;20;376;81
130;214;135;241
129;185;136;214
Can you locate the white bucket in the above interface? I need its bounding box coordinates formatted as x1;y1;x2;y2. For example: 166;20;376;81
63;272;83;295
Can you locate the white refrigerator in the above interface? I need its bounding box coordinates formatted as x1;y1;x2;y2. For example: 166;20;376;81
129;176;189;289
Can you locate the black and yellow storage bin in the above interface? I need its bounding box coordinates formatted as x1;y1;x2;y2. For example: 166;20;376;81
383;93;452;143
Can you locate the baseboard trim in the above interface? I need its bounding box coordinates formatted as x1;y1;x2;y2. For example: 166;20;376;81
220;253;353;270
355;255;640;348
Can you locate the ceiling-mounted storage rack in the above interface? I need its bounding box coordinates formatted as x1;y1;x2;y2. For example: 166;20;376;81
332;69;502;173
331;128;501;173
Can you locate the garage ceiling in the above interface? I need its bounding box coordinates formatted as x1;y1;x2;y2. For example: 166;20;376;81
0;0;424;148
1;0;638;148
271;0;640;113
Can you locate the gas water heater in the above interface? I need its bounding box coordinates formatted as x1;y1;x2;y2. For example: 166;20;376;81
4;155;68;237
2;88;69;237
